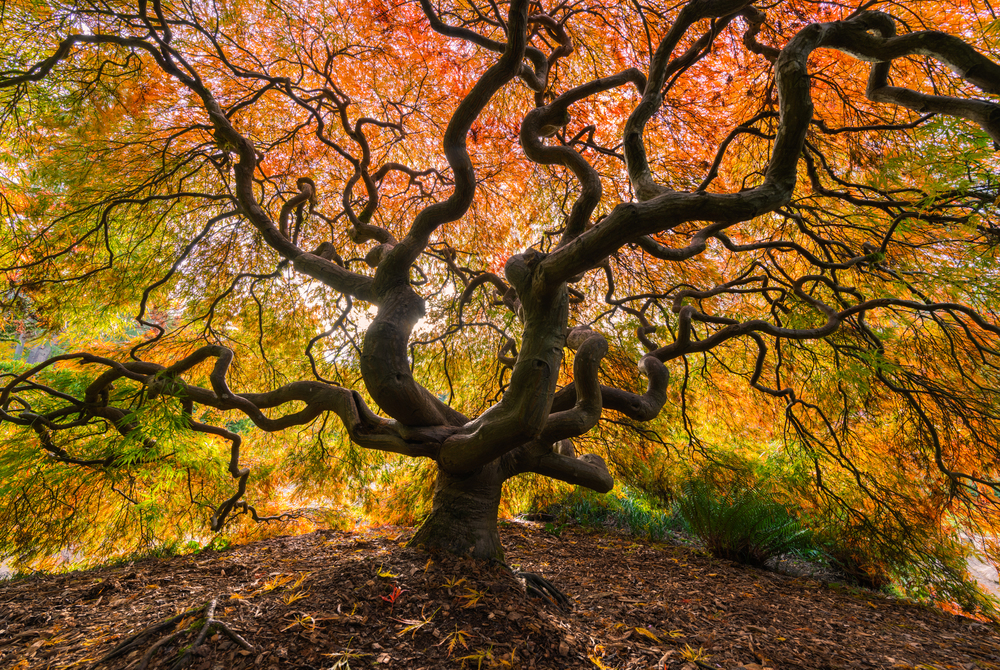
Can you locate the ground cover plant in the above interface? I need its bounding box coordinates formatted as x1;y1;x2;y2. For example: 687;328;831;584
674;480;812;569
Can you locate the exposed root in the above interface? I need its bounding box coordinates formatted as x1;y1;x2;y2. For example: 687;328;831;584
91;598;251;670
516;571;571;611
487;556;571;610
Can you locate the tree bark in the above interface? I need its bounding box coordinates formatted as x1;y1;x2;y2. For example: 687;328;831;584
408;461;507;561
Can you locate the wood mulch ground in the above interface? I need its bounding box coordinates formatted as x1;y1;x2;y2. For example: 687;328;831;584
2;520;999;670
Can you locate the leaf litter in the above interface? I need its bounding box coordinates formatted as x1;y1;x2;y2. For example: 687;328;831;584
1;522;998;669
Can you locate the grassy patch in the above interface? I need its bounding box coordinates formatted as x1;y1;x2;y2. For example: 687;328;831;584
533;486;681;541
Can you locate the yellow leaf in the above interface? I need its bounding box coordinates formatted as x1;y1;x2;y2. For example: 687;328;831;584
283;590;310;605
376;563;399;579
588;645;613;669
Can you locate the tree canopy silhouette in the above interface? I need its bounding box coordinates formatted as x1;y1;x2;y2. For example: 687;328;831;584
2;0;1000;566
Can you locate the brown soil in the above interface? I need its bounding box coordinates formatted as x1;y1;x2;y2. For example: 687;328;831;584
2;521;999;670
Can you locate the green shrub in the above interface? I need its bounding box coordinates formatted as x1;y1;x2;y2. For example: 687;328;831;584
677;480;813;567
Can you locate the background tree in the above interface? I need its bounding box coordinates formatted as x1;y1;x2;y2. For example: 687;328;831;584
2;0;1000;573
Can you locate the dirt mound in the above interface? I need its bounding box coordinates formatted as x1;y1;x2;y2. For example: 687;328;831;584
2;522;998;669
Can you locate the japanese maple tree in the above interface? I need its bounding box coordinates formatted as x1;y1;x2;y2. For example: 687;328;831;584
2;0;1000;567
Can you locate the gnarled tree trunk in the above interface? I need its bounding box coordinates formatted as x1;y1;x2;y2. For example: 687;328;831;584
408;461;507;561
